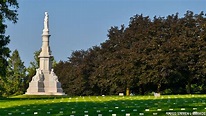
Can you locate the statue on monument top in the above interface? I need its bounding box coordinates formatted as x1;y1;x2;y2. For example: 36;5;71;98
44;12;49;31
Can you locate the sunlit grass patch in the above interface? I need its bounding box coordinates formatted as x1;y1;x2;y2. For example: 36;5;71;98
0;95;206;115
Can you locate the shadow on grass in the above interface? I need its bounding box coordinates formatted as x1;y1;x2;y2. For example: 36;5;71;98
0;95;69;101
1;96;206;116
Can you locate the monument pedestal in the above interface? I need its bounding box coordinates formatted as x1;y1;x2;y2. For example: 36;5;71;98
26;81;45;93
26;69;66;95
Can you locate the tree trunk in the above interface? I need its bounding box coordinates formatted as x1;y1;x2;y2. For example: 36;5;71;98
157;83;161;93
186;76;193;94
186;82;191;94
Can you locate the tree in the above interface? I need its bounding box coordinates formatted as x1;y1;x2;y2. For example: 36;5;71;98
0;0;19;78
2;50;26;96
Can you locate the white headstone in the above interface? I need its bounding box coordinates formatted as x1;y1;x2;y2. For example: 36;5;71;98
133;109;137;111
121;109;125;112
181;108;185;110
153;113;158;115
72;111;76;114
84;111;88;113
157;109;161;111
193;108;197;110
139;113;144;115
97;110;101;113
145;109;149;111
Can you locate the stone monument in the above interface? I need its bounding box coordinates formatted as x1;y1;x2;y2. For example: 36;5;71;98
25;12;65;95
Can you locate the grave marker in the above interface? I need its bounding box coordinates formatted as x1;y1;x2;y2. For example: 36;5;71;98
119;93;124;96
133;109;137;111
157;109;162;111
169;108;173;111
193;108;197;110
72;111;76;114
139;113;144;115
154;93;160;97
153;113;158;115
145;109;149;111
84;111;88;113
97;110;101;113
121;109;125;112
181;108;185;110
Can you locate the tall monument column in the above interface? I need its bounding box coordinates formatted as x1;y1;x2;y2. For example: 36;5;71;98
39;12;52;72
25;12;65;95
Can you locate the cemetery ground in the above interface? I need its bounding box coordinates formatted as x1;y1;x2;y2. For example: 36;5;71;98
1;95;206;116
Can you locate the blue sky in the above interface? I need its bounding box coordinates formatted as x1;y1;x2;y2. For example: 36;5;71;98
6;0;206;67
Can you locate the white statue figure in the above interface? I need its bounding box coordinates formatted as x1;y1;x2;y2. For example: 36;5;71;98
44;12;49;30
32;69;44;82
32;69;39;81
51;69;59;82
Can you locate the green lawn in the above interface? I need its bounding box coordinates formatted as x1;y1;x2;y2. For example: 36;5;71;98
0;95;206;116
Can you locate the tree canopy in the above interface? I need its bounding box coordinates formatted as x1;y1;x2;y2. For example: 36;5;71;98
55;11;206;96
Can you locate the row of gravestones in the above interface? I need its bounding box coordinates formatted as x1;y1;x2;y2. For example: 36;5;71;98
7;107;204;116
5;96;206;116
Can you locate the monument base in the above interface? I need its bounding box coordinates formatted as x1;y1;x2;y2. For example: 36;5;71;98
25;92;66;96
25;69;66;96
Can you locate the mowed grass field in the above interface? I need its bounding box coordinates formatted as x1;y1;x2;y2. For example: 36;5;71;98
1;95;206;116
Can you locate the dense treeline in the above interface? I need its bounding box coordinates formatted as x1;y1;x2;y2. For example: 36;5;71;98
55;11;206;96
